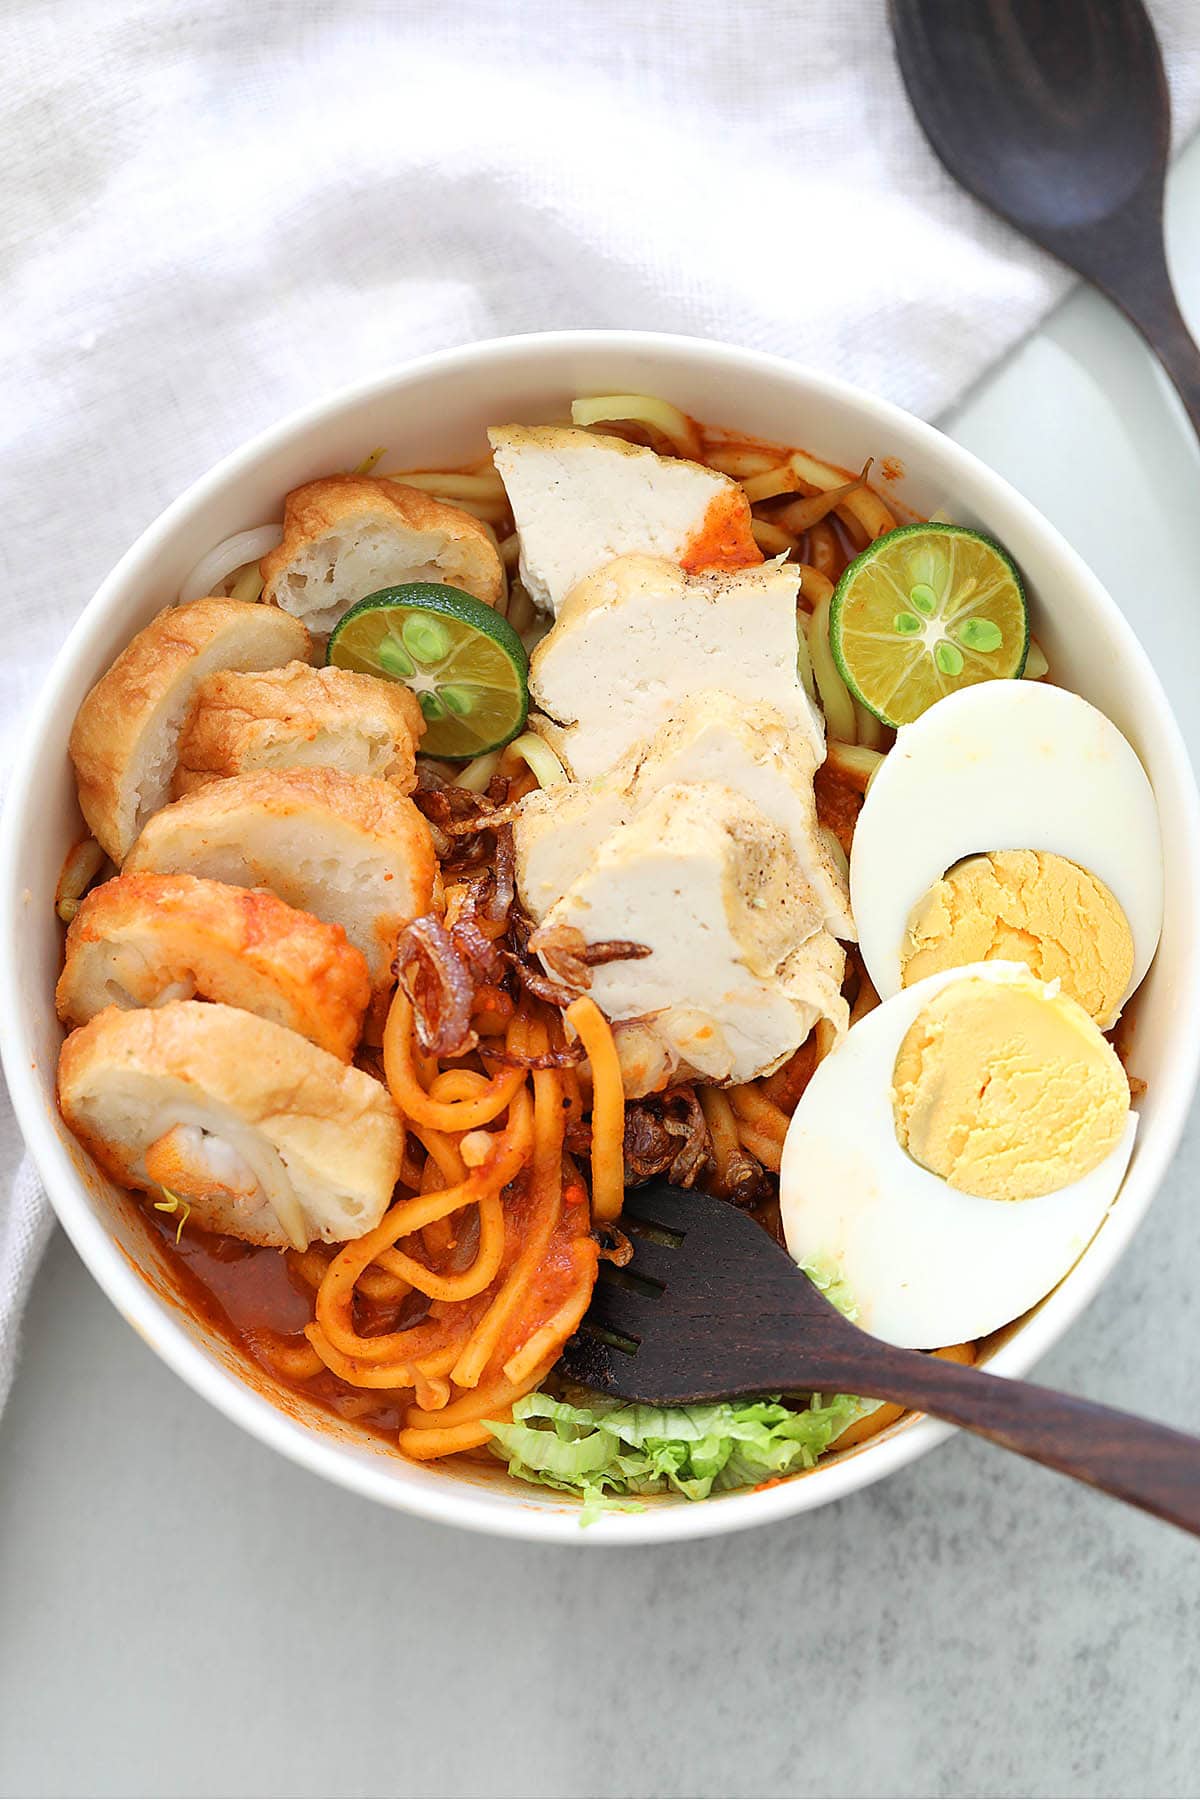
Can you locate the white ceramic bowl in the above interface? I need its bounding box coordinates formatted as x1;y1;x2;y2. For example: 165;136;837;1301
4;331;1198;1545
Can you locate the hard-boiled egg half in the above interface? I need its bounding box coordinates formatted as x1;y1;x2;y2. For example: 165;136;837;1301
779;961;1137;1348
849;682;1163;1027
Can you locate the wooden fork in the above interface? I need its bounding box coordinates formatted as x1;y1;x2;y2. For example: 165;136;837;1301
559;1182;1200;1536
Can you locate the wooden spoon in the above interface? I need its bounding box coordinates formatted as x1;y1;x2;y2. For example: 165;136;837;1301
890;0;1200;438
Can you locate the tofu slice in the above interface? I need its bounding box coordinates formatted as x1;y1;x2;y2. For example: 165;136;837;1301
516;780;630;922
541;784;846;1086
516;692;854;940
529;554;823;780
260;475;503;634
488;425;760;615
777;932;850;1047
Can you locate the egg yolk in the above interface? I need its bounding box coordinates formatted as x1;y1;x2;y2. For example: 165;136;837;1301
899;850;1134;1027
891;974;1129;1202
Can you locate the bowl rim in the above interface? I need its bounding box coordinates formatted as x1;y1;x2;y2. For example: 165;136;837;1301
4;327;1199;1546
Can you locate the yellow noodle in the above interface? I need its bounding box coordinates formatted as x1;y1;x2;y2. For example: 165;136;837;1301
571;394;702;460
807;594;857;744
751;517;797;557
698;1087;742;1197
784;446;897;540
389;469;508;501
734;1121;783;1173
850;966;881;1026
825;740;884;788
1024;638;1050;680
704;445;781;478
853;700;884;750
797;563;834;609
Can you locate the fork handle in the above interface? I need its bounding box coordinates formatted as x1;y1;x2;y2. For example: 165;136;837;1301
822;1342;1200;1537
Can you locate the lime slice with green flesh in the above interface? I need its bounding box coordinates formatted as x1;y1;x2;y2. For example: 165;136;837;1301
830;523;1028;729
327;584;529;759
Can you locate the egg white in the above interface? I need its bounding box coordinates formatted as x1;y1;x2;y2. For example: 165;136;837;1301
849;682;1163;1013
779;961;1138;1349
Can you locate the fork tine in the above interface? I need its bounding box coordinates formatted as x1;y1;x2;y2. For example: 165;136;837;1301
621;1180;715;1234
612;1222;683;1287
627;1180;797;1268
584;1263;661;1341
560;1181;826;1404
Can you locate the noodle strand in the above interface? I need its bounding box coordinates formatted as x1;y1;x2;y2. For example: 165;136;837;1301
564;997;625;1224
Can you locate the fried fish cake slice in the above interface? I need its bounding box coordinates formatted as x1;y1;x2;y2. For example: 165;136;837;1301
69;599;312;862
260;474;503;633
56;873;371;1061
173;660;425;798
124;766;436;995
58;1001;403;1249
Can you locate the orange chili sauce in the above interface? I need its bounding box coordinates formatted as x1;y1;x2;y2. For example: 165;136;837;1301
141;1160;599;1446
143;1205;412;1438
815;763;866;858
679;490;762;573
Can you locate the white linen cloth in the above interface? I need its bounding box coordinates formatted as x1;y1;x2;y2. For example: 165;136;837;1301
2;0;1199;1415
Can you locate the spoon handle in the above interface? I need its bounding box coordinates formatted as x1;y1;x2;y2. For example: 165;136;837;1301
1105;239;1200;442
1054;194;1200;442
823;1339;1200;1537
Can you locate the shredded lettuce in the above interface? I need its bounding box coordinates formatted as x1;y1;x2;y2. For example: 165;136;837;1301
800;1258;859;1321
487;1390;860;1523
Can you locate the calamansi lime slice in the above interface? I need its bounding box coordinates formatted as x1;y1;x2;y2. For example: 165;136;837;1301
830;523;1028;729
327;584;529;759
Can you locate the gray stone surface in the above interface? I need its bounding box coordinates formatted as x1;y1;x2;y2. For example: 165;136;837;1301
4;139;1200;1800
